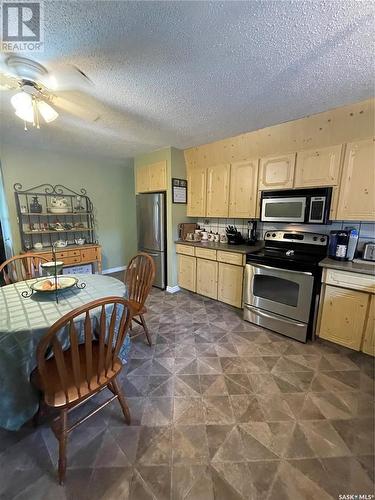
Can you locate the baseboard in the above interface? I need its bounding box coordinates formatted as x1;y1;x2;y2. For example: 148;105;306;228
166;285;180;293
102;265;127;275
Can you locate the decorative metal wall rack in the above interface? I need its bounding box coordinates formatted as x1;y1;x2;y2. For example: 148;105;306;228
14;183;97;251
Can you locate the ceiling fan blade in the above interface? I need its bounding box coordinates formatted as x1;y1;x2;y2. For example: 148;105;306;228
0;73;19;90
51;92;101;122
40;64;93;92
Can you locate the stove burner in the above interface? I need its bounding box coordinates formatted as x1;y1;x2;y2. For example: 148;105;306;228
246;231;328;273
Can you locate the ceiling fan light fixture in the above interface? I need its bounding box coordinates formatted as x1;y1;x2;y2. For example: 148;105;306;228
15;106;34;123
37;100;59;123
11;91;32;111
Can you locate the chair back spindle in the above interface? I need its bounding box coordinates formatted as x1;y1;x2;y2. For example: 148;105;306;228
0;254;49;285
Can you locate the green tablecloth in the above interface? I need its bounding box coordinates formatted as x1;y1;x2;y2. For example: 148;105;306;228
0;274;130;431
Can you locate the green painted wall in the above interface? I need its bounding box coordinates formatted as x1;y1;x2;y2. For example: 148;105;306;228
134;147;191;288
0;147;137;271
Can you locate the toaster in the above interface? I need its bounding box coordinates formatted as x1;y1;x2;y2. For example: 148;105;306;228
363;242;375;261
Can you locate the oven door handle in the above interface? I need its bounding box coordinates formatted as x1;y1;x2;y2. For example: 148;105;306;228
244;304;306;327
249;263;312;276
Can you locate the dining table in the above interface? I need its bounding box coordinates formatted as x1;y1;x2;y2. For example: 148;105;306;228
0;273;130;431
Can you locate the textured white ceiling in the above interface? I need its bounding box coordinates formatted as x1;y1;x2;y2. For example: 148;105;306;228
1;0;374;161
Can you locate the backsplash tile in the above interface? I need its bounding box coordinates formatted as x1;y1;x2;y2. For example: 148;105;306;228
358;223;375;239
196;218;375;251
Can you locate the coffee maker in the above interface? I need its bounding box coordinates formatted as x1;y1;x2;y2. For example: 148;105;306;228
329;228;359;261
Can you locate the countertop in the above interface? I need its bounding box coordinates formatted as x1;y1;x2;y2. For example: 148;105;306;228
319;257;375;276
175;240;264;255
177;240;375;274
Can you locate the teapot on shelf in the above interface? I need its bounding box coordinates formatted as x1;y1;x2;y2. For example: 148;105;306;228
54;240;68;248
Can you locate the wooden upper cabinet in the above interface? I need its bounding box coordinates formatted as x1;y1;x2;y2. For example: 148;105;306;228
337;138;375;221
187;166;207;216
135;161;167;193
135;164;150;193
258;153;296;190
149;161;167;191
206;163;230;217
294;145;343;188
229;159;259;218
329;186;340;220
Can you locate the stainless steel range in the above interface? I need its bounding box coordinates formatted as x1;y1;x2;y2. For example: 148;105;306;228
243;231;328;342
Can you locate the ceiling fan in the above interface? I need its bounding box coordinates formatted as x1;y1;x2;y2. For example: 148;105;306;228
0;55;100;130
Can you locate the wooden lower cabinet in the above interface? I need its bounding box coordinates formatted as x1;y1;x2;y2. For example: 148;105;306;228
196;258;218;299
362;295;375;356
177;245;245;307
318;284;370;351
28;244;102;273
218;262;243;308
178;255;196;292
81;247;99;262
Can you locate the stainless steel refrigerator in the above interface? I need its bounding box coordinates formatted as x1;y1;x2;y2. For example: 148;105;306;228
136;192;166;289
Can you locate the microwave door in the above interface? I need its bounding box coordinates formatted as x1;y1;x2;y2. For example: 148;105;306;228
261;197;306;223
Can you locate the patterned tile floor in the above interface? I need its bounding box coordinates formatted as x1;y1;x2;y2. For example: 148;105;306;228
0;287;374;499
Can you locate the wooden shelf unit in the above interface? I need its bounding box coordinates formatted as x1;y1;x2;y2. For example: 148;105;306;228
15;183;101;273
14;183;97;252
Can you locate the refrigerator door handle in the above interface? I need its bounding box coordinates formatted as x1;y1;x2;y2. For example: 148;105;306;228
155;201;161;248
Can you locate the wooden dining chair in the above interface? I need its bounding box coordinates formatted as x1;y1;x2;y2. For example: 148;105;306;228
0;253;49;285
124;252;156;346
31;296;133;484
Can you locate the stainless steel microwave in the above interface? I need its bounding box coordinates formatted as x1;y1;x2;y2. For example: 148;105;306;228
260;188;332;224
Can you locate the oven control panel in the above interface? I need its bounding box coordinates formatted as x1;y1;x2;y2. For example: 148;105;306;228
264;231;328;246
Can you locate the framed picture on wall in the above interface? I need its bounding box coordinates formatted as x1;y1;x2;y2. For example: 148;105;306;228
172;178;187;204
